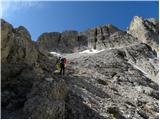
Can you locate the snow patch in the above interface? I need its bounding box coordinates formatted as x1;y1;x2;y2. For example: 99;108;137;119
79;49;105;54
132;64;148;75
128;61;148;76
50;52;61;57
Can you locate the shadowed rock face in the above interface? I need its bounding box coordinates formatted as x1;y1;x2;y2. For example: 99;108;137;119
128;16;159;54
1;19;39;113
36;24;141;53
1;16;159;119
1;19;38;64
36;30;88;53
23;78;68;119
36;32;61;52
1;19;67;119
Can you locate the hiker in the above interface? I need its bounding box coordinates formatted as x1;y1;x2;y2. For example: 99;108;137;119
60;57;67;75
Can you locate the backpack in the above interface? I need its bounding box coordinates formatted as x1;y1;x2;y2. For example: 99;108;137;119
60;58;67;64
64;58;67;64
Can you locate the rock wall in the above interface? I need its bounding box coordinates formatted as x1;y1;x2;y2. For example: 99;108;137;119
1;19;38;64
36;17;159;55
36;30;88;53
85;25;140;50
1;19;68;118
36;24;142;53
1;19;39;112
128;16;159;54
36;32;61;52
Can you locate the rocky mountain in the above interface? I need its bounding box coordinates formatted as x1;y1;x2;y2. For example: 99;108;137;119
1;19;67;118
64;43;158;119
128;16;159;54
36;16;159;56
36;30;88;53
1;16;159;119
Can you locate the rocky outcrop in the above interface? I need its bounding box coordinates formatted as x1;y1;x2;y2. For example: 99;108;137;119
1;19;67;118
36;24;141;53
23;78;68;119
36;17;159;54
36;30;88;53
1;19;38;64
128;16;159;54
36;32;61;52
85;24;120;49
86;28;140;50
1;19;39;113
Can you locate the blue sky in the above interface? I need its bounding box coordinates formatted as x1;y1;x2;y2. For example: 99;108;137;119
1;1;159;41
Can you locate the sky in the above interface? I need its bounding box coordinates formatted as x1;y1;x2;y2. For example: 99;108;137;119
1;1;159;41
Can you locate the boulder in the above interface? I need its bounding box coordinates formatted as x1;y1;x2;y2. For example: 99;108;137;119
23;78;68;119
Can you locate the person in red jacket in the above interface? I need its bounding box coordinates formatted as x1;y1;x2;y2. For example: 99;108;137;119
60;57;67;75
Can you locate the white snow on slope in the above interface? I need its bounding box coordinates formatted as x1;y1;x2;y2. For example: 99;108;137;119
132;64;148;75
50;49;105;57
50;52;61;57
128;61;148;76
79;49;105;54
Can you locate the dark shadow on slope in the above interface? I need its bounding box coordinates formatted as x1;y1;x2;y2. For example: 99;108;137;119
1;109;25;119
65;92;107;119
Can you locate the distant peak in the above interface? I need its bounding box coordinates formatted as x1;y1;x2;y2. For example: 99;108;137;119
133;16;143;20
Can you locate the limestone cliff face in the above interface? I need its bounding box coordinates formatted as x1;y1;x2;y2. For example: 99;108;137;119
36;17;159;55
1;19;38;64
1;19;67;119
36;30;88;53
36;24;141;53
36;32;61;52
84;24;140;50
128;16;159;54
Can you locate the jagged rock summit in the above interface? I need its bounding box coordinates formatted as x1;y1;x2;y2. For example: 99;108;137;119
1;16;159;119
36;16;159;56
128;16;159;54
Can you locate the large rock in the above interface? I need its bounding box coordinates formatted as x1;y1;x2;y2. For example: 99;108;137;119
23;78;68;119
84;24;140;50
1;19;58;118
85;24;120;50
59;30;79;53
1;19;38;64
36;32;61;52
128;16;159;54
1;19;39;112
36;30;88;53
